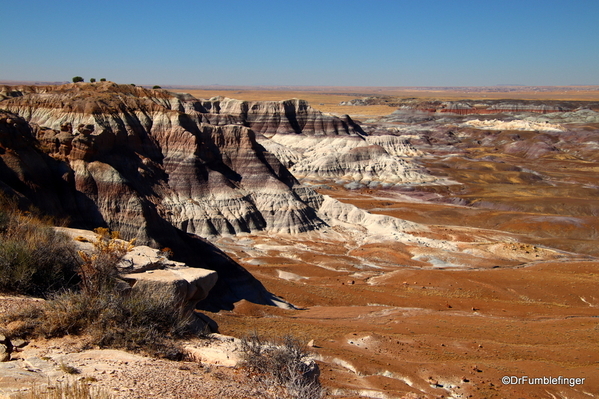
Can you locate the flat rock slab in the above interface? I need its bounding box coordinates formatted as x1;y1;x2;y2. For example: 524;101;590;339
120;246;186;272
184;334;243;368
122;268;218;309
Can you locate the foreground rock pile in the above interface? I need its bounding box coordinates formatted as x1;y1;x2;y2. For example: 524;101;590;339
0;334;27;363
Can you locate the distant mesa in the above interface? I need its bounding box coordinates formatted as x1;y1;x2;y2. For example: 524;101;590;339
340;96;599;116
198;96;364;137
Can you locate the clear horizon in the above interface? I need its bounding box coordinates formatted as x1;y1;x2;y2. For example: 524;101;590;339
2;0;598;87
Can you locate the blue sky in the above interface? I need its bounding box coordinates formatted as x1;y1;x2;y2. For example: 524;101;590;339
2;0;598;86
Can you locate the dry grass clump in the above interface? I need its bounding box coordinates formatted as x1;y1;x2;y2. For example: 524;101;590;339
14;380;111;399
59;362;80;375
0;200;80;297
240;333;324;399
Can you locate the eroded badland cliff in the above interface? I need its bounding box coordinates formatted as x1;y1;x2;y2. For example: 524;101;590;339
1;83;599;398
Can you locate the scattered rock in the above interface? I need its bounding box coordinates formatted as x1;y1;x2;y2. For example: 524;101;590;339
122;267;218;314
11;339;28;349
184;334;243;367
0;344;9;362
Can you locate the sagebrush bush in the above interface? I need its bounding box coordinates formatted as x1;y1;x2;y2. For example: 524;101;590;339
85;283;195;358
0;204;79;296
240;333;324;399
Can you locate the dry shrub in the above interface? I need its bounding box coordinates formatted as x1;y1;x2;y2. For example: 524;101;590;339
59;362;80;374
14;380;111;399
84;283;195;358
3;283;195;359
240;333;324;399
0;202;79;297
77;228;135;296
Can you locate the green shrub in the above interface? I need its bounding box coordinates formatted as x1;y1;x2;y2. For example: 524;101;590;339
100;78;106;82
72;76;84;83
152;85;161;89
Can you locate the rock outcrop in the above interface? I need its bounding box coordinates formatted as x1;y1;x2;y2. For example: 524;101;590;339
198;96;364;137
122;268;218;315
59;227;219;317
0;83;438;308
259;134;433;187
0;83;327;240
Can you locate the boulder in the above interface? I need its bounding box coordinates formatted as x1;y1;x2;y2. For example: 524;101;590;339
122;267;218;313
119;245;186;272
184;334;243;367
0;345;8;362
0;335;11;362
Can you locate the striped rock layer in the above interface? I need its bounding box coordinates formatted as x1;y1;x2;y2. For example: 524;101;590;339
0;83;361;240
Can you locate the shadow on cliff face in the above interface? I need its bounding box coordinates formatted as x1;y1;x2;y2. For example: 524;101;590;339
149;219;289;312
0;111;105;226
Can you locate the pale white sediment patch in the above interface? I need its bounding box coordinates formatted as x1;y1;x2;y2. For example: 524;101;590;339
461;119;565;132
317;195;457;251
277;270;308;281
411;255;464;268
331;358;358;374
